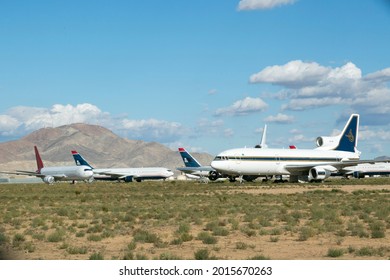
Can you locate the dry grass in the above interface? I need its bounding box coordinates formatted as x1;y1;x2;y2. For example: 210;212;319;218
0;178;389;260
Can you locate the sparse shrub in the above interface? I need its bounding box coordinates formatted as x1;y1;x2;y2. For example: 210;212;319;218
12;233;25;247
370;221;386;238
23;242;36;253
270;236;279;242
197;232;217;244
127;241;136;251
89;252;104;260
327;248;344;258
0;232;8;245
176;223;190;234
159;252;181;260
133;229;161;244
123;251;134;260
87;234;102;242
75;231;85;238
298;226;315;241
235;242;248;250
47;231;64;243
249;254;270;260
356;246;375;256
212;227;229;236
57;208;68;217
240;226;256;237
67;246;87;255
194;249;211;260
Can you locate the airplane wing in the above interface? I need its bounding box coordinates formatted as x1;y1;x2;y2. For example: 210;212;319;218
92;170;130;179
285;160;382;173
0;170;38;176
0;170;67;179
177;167;214;172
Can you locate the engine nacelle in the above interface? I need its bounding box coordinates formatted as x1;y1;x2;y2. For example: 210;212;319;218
43;176;55;184
308;167;331;182
208;171;220;181
242;175;259;182
353;171;365;179
316;136;339;150
124;176;133;182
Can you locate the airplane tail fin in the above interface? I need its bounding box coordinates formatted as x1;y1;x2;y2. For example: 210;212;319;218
260;124;268;148
34;146;44;173
71;150;94;169
178;148;202;168
335;114;359;152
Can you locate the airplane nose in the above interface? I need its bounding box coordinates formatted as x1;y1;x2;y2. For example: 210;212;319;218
211;160;225;172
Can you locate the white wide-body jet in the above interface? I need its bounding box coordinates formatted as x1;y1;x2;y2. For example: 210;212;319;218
211;114;365;182
335;162;390;178
0;146;94;184
72;151;174;182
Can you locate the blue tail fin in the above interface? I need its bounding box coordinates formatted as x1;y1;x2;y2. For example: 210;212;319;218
335;114;359;152
178;148;202;168
71;150;94;169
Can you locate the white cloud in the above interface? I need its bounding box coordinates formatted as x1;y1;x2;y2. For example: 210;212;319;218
250;60;390;124
194;118;225;137
250;60;330;87
0;103;185;143
215;97;268;116
208;89;218;95
359;127;390;141
120;118;184;142
238;0;296;11
224;128;234;137
0;115;20;136
264;113;294;124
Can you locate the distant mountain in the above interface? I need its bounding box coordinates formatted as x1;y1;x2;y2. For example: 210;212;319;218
374;156;390;161
0;123;213;174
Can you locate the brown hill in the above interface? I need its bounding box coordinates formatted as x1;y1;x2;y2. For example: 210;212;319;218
0;123;214;174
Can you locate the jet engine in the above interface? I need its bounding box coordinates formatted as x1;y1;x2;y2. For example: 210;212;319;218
353;171;365;179
208;171;220;181
124;176;133;182
308;167;331;182
316;136;339;150
43;176;55;184
242;175;259;182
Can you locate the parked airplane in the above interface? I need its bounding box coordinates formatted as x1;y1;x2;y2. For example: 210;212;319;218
0;146;94;184
334;161;390;178
177;125;270;182
211;114;366;182
176;148;220;181
71;150;174;182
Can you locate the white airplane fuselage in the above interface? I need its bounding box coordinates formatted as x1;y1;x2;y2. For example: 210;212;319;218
211;147;360;176
93;167;174;181
40;166;94;180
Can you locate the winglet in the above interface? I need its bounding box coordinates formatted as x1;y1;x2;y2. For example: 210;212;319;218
34;146;44;173
178;148;185;152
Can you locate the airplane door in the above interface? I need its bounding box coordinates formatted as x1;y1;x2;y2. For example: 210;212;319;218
275;154;280;165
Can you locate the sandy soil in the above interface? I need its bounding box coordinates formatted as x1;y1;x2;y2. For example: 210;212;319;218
1;183;389;260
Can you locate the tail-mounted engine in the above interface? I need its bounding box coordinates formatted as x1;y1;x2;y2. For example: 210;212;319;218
316;136;340;150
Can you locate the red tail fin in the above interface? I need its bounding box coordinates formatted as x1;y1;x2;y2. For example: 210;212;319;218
34;146;44;173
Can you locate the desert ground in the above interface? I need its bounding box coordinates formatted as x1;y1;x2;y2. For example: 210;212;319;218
0;178;389;260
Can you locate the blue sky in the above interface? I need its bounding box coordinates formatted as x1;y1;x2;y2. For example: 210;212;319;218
1;0;390;159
